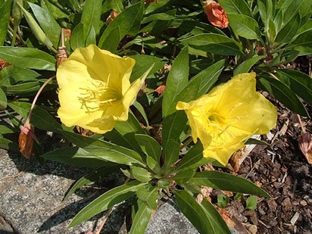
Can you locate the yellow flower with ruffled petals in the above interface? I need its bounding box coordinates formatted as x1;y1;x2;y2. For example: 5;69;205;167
57;44;143;134
177;73;277;165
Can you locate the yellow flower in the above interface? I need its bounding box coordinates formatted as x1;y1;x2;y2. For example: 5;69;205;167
57;44;144;134
176;73;277;165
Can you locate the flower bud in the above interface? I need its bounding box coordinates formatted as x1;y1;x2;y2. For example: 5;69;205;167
18;123;39;159
203;0;229;29
106;11;119;24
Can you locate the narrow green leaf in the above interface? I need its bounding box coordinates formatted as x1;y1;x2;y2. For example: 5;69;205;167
162;111;187;154
257;0;274;31
28;2;61;47
163;139;180;173
283;0;309;26
182;33;243;56
100;26;120;53
172;169;195;185
59;131;144;166
17;2;55;51
276;69;312;106
81;0;102;38
177;142;204;170
0;88;7;110
0;0;12;46
63;165;119;201
0;66;39;86
8;101;61;131
286;30;312;55
0;135;19;152
0;46;55;71
175;190;231;234
131;166;152;183
133;101;149;126
245;138;269;146
162;47;189;117
71;23;85;50
219;0;252;16
234;55;266;75
275;14;300;44
129;200;153;234
135;134;161;164
85;25;96;46
136;185;159;210
41;147;113;168
130;54;165;82
69;181;145;227
257;74;309;117
227;14;260;40
2;81;41;96
189;171;270;197
99;2;143;49
201;199;231;234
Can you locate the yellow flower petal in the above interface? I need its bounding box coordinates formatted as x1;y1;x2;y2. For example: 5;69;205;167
57;45;138;134
176;72;277;165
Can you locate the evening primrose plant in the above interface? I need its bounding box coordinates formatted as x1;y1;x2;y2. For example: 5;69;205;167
41;45;275;233
0;0;310;233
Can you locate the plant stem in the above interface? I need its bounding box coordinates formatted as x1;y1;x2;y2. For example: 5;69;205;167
24;76;56;126
180;136;193;150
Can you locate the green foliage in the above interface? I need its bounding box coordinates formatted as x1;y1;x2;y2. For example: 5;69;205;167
0;0;311;233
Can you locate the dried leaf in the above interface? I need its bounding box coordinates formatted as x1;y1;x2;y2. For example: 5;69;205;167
298;132;312;164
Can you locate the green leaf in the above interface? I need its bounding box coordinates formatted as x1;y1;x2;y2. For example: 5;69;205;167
131;166;152;183
135;134;161;165
136;185;159;210
59;131;144;166
85;25;96;46
17;2;55;51
0;88;7;110
0;0;12;46
71;23;85;50
130;54;165;83
257;74;309;117
133;101;149;126
286;30;312;55
0;46;55;71
276;69;312;106
8;101;61;131
181;34;243;56
99;26;120;53
41;147;114;168
2;81;41;96
219;0;252;16
175;190;231;234
81;0;103;38
0;66;39;86
162;111;187;154
0;135;19;152
275;14;300;44
99;2;144;49
282;0;309;26
246;196;257;210
163;139;180;173
28;2;61;47
172;169;195;185
129;200;153;234
113;112;146;152
257;0;274;31
201;199;231;234
234;55;266;75
217;194;230;208
69;181;145;227
177;142;203;170
41;0;68;19
189;171;270;197
63;165;119;201
227;14;260;40
162;47;189;117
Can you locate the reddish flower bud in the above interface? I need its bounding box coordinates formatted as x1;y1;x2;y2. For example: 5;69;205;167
18;123;39;159
204;1;229;29
106;11;119;24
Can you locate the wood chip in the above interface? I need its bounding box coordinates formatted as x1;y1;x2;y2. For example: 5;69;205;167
298;132;312;164
290;212;300;225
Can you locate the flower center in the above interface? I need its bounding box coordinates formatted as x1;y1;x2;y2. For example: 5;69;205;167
78;75;121;113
